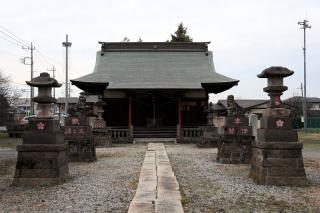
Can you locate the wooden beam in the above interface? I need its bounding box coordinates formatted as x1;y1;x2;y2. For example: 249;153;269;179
178;96;182;127
128;97;132;127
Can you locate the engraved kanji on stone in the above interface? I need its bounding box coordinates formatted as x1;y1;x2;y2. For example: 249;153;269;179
37;122;45;130
228;127;235;135
240;128;248;134
78;128;85;134
276;119;284;127
71;118;80;125
64;127;71;135
233;117;242;125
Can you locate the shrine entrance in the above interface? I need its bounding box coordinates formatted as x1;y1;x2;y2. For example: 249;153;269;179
132;94;178;128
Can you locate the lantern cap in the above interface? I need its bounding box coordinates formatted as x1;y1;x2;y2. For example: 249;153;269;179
26;72;62;88
258;66;294;78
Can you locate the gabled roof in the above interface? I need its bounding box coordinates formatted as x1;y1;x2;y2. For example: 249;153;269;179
217;99;269;109
284;96;320;103
71;42;238;94
12;98;31;107
57;97;79;104
57;96;99;104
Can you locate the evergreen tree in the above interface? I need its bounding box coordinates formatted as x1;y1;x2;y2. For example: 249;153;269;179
170;22;193;42
122;37;130;42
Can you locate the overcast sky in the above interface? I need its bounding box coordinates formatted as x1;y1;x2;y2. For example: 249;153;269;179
0;0;319;102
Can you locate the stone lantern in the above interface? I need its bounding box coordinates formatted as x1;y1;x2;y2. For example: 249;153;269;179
92;95;112;147
206;102;215;126
13;72;70;186
250;66;307;186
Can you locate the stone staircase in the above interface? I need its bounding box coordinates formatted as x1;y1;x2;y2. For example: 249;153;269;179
133;127;177;138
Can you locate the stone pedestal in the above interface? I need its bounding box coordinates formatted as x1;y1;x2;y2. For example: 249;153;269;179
64;115;97;162
198;126;220;148
217;116;253;164
249;66;307;186
13;118;69;186
92;118;112;147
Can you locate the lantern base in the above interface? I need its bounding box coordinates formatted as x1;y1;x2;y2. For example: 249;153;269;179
250;141;307;186
12;144;70;186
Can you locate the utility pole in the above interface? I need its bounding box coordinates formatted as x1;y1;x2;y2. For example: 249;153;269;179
22;42;35;115
48;66;56;113
68;82;72;98
62;34;72;115
298;19;311;129
299;83;303;97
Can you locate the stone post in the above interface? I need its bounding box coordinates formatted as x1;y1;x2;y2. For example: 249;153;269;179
198;102;220;148
92;95;112;147
13;72;69;186
250;66;307;186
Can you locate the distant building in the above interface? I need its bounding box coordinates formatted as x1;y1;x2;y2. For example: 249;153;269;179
11;98;32;115
56;97;79;113
284;96;320;128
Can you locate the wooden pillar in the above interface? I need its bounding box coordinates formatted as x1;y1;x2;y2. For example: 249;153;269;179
128;97;132;127
178;96;182;127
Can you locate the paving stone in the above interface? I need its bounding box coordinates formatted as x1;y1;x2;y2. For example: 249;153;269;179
136;180;157;192
129;143;184;213
128;201;155;213
157;190;182;200
155;199;184;213
158;181;179;191
133;191;157;202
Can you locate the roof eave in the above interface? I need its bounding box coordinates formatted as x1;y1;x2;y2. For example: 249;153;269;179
70;80;109;94
201;81;239;94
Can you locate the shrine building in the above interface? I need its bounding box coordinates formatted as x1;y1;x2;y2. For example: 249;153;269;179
71;42;238;138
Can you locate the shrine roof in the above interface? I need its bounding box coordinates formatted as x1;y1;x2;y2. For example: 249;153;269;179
71;42;238;93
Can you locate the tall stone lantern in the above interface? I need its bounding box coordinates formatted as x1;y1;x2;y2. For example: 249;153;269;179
250;66;307;186
13;72;70;186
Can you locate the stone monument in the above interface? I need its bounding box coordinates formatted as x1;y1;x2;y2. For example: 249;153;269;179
198;102;220;148
92;95;112;147
13;72;69;186
250;66;307;186
64;93;97;162
216;95;254;164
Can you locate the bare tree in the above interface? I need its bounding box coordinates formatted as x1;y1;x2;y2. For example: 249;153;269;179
0;71;21;112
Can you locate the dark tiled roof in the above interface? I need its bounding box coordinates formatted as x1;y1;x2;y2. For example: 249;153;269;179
71;42;238;93
57;97;79;104
57;96;99;104
284;96;320;103
217;99;269;109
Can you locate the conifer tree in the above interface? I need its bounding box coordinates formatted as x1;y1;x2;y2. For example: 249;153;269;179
170;22;193;42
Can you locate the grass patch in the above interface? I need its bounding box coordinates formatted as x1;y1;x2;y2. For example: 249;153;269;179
298;132;320;150
96;151;128;158
0;133;22;148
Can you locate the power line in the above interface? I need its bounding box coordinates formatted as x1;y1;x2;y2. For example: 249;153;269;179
0;25;29;46
0;29;28;48
36;49;63;67
0;33;25;48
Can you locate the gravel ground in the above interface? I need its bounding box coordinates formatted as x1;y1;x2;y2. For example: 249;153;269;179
166;144;320;213
0;144;146;213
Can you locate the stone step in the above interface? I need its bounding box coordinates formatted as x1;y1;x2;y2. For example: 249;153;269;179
133;138;177;144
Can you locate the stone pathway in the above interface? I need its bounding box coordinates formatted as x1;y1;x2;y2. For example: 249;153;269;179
128;143;184;213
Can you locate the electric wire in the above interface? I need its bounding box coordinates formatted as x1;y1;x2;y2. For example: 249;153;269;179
0;25;29;46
